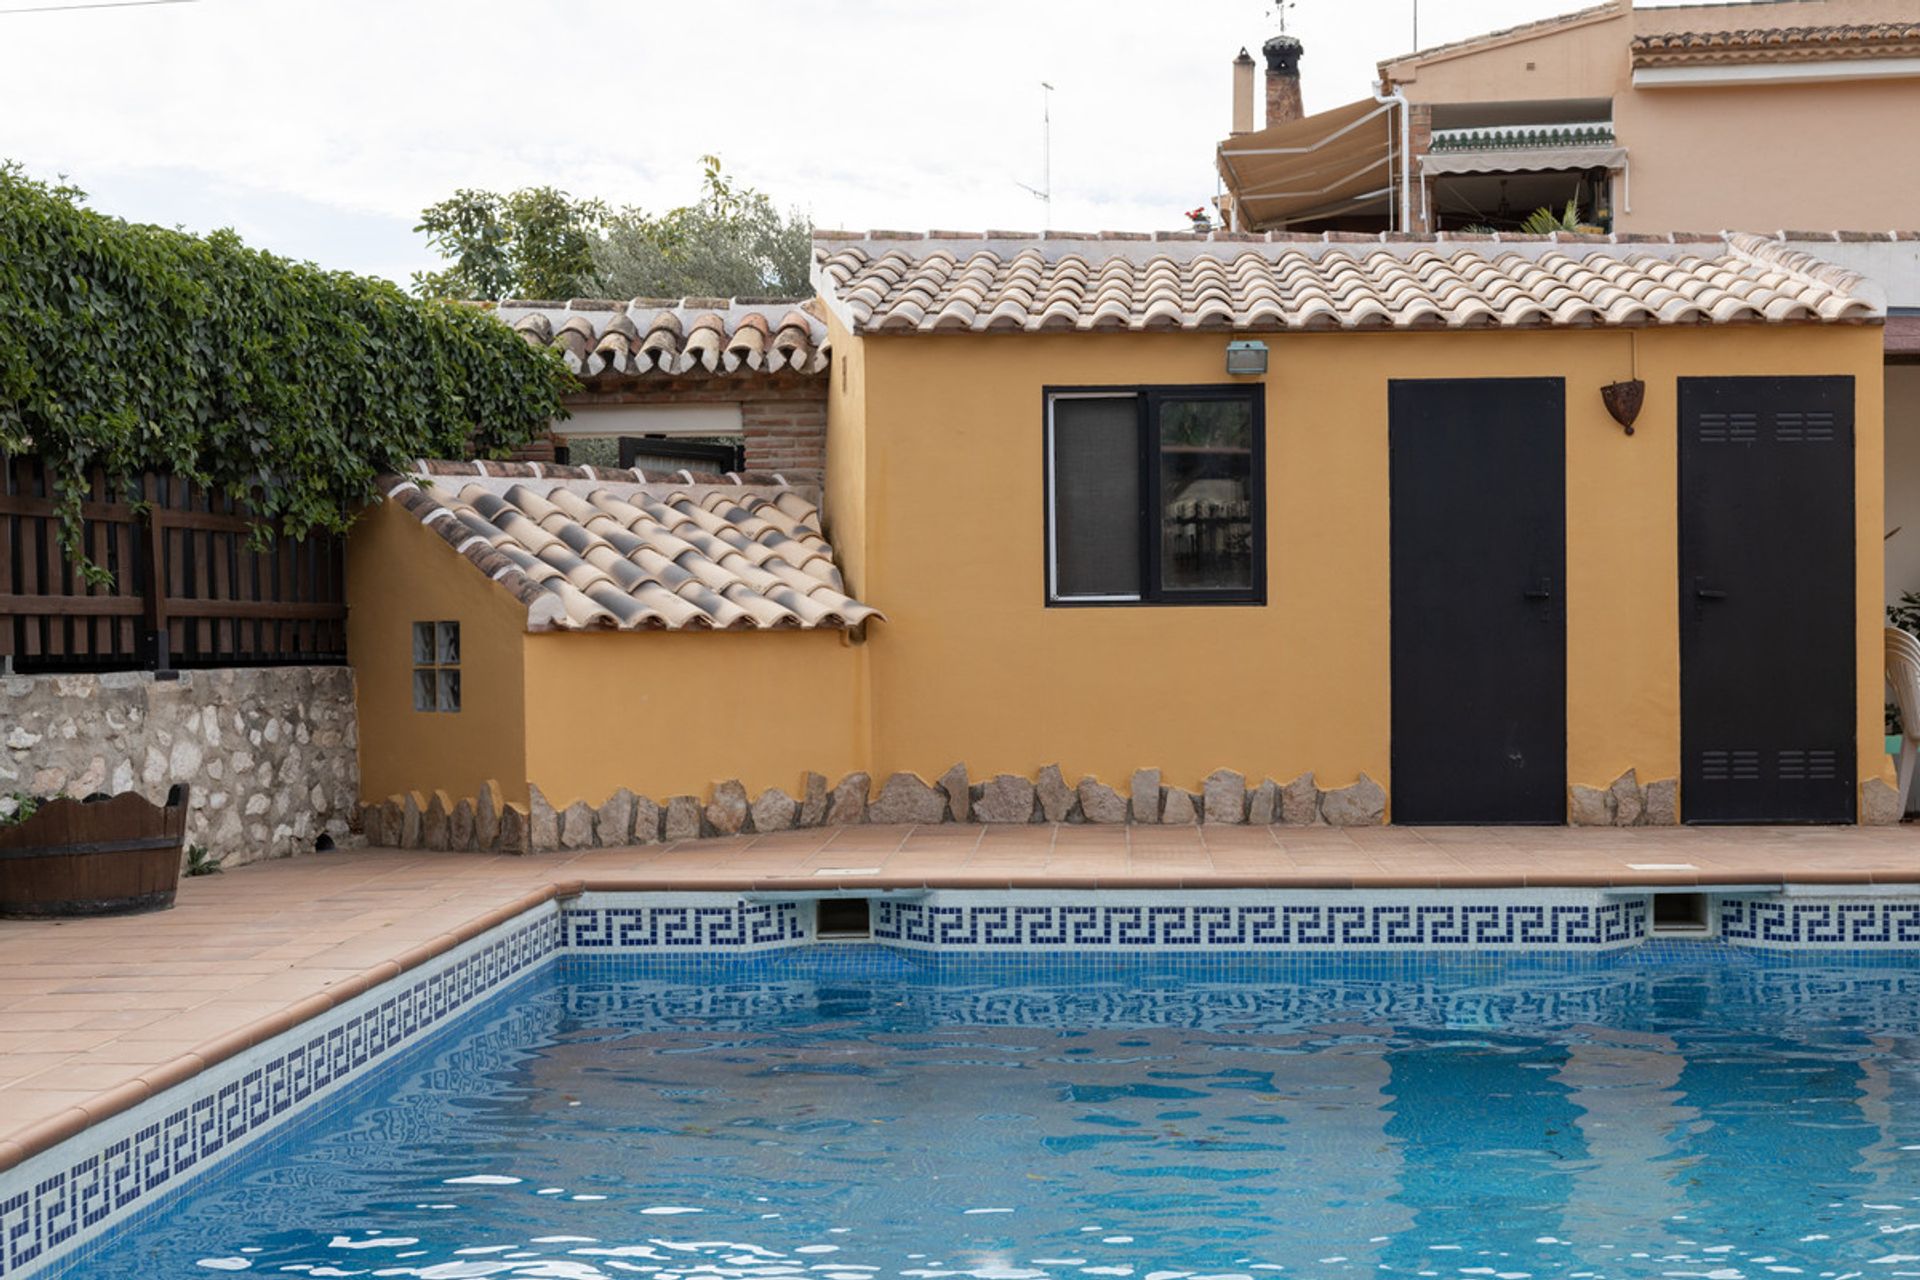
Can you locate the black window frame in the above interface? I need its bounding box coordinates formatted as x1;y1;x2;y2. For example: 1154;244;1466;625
1043;384;1266;607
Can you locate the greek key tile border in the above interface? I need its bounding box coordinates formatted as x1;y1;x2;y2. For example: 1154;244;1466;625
563;897;807;951
558;890;1649;954
0;906;563;1280
870;893;1647;951
1720;895;1920;949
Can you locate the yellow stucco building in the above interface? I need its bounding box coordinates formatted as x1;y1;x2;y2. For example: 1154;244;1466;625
347;230;1892;845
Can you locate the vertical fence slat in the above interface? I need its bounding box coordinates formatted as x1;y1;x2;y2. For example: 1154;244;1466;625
0;456;346;673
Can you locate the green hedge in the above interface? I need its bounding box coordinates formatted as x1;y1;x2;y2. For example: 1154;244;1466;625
0;165;572;570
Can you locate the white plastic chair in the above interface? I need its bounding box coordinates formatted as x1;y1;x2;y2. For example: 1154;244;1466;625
1886;626;1920;813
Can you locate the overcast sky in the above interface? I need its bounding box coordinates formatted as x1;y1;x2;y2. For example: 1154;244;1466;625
3;0;1597;286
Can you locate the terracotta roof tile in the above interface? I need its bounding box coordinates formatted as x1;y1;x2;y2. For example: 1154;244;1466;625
495;299;830;380
383;464;878;633
1633;22;1920;67
811;231;1883;335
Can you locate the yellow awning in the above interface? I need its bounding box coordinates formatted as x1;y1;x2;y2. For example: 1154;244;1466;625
1217;98;1398;229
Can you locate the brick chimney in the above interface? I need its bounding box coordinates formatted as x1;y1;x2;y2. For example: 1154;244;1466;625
1231;48;1256;135
1262;34;1304;129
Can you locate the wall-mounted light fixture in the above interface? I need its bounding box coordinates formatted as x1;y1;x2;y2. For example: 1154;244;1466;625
1225;339;1269;376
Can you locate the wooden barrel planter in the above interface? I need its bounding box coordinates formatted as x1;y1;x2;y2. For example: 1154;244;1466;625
0;785;189;918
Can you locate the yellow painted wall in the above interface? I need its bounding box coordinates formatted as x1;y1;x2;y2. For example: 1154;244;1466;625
824;309;870;598
520;628;869;809
854;324;1889;811
346;500;529;804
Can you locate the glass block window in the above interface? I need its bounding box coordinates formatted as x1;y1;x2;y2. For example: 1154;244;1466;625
412;621;461;712
1045;387;1263;605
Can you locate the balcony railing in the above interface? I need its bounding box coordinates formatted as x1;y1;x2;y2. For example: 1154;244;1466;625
1429;122;1616;153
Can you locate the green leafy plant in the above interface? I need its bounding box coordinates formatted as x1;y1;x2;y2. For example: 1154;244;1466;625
0;163;573;574
0;792;39;828
1457;201;1607;238
183;843;223;876
1519;199;1606;237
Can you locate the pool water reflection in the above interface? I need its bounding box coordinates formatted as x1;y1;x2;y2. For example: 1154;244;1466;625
61;947;1920;1279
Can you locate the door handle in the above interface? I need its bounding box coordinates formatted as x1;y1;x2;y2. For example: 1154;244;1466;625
1694;579;1728;601
1522;580;1552;601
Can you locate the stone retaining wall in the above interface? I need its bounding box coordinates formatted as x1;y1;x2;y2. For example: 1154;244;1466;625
0;667;359;867
358;766;1395;852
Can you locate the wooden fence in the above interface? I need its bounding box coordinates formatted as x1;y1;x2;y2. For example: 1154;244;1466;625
0;456;347;673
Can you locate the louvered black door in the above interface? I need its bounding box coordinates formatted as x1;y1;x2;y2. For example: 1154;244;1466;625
1391;378;1566;824
1679;376;1855;824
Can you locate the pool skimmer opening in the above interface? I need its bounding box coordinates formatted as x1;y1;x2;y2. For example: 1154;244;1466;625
1652;891;1710;935
816;897;872;940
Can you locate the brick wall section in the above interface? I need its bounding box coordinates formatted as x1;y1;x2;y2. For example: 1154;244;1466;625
501;373;830;480
1409;104;1434;233
741;398;827;478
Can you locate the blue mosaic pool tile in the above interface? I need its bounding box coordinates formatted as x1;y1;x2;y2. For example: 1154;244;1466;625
0;910;560;1279
1721;897;1920;948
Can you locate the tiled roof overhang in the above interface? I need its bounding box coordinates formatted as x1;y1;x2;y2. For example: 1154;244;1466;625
811;230;1885;336
498;299;829;381
383;460;878;633
1889;314;1920;361
1632;22;1920;68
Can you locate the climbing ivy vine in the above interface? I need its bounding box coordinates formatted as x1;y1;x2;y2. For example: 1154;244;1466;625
0;164;573;570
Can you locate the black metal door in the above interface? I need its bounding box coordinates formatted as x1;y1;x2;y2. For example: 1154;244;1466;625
1390;379;1567;824
1679;376;1855;823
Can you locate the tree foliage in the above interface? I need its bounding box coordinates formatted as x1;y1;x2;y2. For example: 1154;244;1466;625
592;156;813;299
0;163;573;570
412;158;812;302
413;185;609;301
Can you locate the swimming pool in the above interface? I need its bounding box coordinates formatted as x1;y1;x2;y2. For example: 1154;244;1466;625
44;943;1920;1279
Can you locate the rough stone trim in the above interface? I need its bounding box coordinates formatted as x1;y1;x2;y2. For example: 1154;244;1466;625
357;765;1404;851
1568;770;1680;826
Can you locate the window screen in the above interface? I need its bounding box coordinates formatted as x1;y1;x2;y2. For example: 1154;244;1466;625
1051;397;1142;598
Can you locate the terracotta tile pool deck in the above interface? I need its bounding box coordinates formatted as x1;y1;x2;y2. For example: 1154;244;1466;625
2;821;1916;1172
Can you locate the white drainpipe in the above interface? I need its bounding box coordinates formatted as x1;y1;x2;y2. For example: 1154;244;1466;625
1373;83;1414;233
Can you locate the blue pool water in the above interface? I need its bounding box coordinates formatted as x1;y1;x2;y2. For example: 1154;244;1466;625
55;947;1920;1279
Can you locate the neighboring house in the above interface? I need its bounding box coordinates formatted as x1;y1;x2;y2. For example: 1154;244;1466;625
348;229;1893;840
498;299;831;482
1217;0;1920;606
1217;0;1920;237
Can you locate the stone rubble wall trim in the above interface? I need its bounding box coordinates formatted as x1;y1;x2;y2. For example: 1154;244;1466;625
1568;770;1682;826
0;667;359;870
351;760;1896;849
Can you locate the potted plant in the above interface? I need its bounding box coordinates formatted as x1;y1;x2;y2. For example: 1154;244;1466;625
0;785;190;918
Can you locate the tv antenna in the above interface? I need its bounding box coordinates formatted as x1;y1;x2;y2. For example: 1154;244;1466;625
1013;81;1054;228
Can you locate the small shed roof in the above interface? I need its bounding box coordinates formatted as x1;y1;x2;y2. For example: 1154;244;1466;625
383;461;877;633
499;298;830;379
812;231;1883;336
